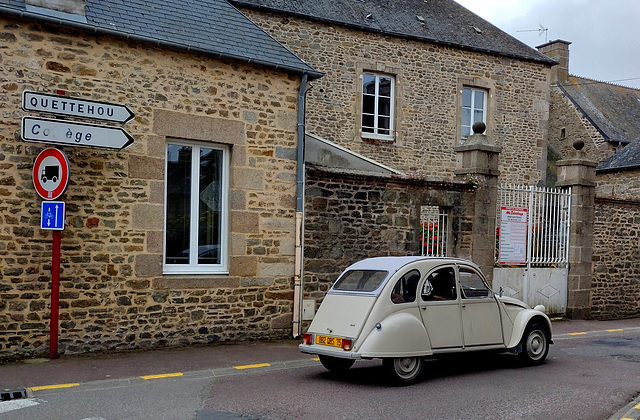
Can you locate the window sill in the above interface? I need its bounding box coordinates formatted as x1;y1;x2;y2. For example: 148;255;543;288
361;134;395;143
153;275;238;290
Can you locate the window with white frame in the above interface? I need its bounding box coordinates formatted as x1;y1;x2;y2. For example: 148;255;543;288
362;73;394;140
461;87;487;142
164;141;229;274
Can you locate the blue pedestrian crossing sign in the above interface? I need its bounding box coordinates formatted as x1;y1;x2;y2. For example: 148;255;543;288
41;201;65;230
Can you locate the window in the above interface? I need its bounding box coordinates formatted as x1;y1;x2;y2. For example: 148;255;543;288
391;269;420;304
422;267;456;301
461;87;487;142
459;267;491;299
333;270;388;292
164;142;229;274
362;73;394;140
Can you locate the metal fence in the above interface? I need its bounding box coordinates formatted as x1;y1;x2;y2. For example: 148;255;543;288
420;205;448;257
497;184;571;267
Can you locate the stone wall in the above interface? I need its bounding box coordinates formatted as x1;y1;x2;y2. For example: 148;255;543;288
303;167;475;302
238;8;551;185
597;170;640;200
0;17;302;359
548;86;612;163
592;197;640;319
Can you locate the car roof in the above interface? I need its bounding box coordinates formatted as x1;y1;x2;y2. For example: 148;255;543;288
346;256;477;273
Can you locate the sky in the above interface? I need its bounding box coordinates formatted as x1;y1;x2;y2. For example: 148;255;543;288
454;0;640;89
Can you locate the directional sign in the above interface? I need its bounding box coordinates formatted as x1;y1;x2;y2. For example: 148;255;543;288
41;201;66;230
22;90;135;123
32;148;70;200
22;116;135;150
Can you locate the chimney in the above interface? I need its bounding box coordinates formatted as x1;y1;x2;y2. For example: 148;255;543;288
537;40;571;84
25;0;86;17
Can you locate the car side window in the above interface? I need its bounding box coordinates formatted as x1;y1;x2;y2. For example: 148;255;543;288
391;269;420;304
421;267;457;301
459;267;491;299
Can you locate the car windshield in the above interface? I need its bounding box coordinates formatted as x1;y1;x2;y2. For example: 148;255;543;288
332;270;388;292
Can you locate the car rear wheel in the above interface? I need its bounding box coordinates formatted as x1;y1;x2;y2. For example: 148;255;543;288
383;357;424;385
519;323;549;365
318;355;355;373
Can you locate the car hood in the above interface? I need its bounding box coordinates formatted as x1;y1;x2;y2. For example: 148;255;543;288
307;293;377;339
498;296;530;309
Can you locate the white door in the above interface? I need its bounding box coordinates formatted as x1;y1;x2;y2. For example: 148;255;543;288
419;266;464;349
459;265;503;346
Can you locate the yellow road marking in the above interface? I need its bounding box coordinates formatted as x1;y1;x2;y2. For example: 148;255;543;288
30;383;80;391
234;363;270;370
140;372;183;380
635;402;640;409
606;329;624;332
569;332;587;335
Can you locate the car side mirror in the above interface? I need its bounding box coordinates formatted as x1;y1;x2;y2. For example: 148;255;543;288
499;286;504;298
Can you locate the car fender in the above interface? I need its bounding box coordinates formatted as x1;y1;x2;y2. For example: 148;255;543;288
506;309;553;348
357;312;431;358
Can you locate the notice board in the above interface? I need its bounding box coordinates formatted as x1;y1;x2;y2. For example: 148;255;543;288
498;206;528;265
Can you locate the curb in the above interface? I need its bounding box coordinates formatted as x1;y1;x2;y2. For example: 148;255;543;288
608;395;640;420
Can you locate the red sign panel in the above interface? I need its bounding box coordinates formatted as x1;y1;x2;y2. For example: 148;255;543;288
32;148;70;200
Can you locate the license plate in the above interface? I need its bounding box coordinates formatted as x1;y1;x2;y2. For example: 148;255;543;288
316;334;343;348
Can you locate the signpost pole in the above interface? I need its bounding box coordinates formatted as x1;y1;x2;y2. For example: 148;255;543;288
49;230;61;359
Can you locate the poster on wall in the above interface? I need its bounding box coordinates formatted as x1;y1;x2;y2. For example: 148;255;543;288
498;206;528;265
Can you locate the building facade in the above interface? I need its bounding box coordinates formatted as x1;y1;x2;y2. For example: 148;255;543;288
233;0;556;185
0;0;321;359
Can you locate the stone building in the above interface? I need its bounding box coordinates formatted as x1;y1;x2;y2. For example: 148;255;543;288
0;0;322;359
232;0;557;185
232;1;640;321
539;40;640;319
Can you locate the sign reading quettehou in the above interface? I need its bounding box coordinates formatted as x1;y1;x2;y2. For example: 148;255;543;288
22;90;135;123
22;116;135;150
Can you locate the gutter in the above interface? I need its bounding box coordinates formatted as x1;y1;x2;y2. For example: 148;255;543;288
0;6;324;80
292;73;309;338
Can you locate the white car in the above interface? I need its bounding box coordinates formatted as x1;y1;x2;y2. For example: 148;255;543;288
300;256;552;384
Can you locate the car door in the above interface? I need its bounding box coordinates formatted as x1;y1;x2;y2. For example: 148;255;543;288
418;265;464;349
458;265;504;346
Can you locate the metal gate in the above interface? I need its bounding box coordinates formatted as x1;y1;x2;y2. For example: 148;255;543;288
493;184;571;315
420;205;449;257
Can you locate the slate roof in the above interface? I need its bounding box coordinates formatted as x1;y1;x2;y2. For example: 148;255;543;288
598;139;640;173
0;0;322;78
555;76;640;172
229;0;556;65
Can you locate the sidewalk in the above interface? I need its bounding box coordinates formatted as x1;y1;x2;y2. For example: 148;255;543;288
1;318;639;419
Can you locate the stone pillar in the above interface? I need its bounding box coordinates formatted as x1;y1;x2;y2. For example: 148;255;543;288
556;140;596;319
454;122;502;284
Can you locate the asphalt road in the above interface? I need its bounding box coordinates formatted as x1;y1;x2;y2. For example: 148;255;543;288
1;319;639;420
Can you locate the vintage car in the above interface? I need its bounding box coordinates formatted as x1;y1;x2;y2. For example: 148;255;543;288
300;256;552;384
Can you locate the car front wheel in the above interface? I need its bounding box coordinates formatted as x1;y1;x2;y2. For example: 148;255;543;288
519;323;549;365
383;357;424;385
318;355;355;373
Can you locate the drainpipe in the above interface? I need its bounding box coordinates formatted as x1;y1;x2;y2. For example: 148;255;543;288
292;73;308;338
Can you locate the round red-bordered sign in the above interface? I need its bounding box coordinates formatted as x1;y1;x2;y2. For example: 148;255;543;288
32;148;70;200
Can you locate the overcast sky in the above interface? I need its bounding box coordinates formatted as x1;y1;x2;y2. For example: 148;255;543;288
455;0;640;89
